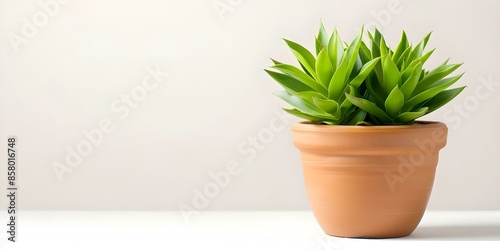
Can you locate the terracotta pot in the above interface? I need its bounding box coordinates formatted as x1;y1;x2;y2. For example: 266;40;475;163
291;121;448;238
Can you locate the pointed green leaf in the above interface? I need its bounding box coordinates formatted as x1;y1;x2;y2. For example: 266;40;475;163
295;91;340;119
351;57;363;78
404;73;464;110
408;40;424;63
338;85;358;118
370;33;381;59
428;70;464;90
265;70;314;94
315;49;334;88
316;22;329;55
347;109;367;125
293;91;340;118
327;29;345;70
349;57;381;88
420;32;432;49
345;30;364;79
382;56;401;94
419;48;435;66
385;86;405;117
345;93;393;123
359;41;373;63
270;58;284;65
372;28;382;45
313;97;340;118
379;37;389;60
395;107;429;124
286;93;339;120
440;58;450;66
400;62;422;100
396;45;412;68
414;63;463;92
283;108;329;124
328;31;363;99
419;69;427;81
401;59;422;83
365;75;385;107
401;60;407;72
293;91;322;100
315;38;322;57
284;39;317;79
367;31;384;84
392;31;409;63
271;64;327;96
328;57;348;100
408;33;431;63
420;86;466;114
275;91;330;117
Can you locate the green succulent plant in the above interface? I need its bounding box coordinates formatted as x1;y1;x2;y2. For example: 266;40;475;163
266;23;466;125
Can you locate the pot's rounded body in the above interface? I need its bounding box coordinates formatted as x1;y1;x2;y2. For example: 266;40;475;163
292;122;448;238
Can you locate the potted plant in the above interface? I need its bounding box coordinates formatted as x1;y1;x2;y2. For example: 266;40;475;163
265;23;465;238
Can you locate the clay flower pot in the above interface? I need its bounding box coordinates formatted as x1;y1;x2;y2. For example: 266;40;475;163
291;121;448;238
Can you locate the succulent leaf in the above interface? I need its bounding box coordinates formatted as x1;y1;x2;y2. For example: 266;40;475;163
420;86;466;114
284;39;318;79
327;29;344;70
392;31;409;63
265;70;315;94
395;107;429;123
328;31;363;100
404;73;464;111
382;56;401;94
283;108;327;124
275;91;331;118
400;62;422;100
349;57;381;88
414;63;463;93
316;22;329;55
385;86;405;117
345;93;393;123
347;109;367;125
271;64;327;96
315;49;334;88
396;45;413;68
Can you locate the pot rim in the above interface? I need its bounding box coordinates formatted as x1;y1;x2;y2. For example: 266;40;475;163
292;120;447;132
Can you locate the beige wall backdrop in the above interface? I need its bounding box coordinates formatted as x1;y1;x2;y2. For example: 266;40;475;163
0;0;499;215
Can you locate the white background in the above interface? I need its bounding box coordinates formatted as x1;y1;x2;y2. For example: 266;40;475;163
0;0;499;214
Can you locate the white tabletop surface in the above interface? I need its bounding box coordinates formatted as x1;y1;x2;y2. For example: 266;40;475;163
1;210;499;250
